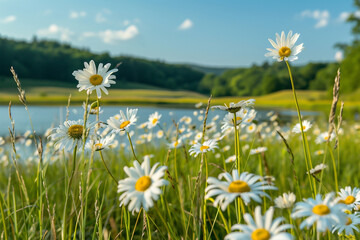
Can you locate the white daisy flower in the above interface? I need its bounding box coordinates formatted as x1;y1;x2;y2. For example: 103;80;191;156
225;206;293;240
180;116;192;125
86;134;115;151
221;109;249;132
246;123;257;133
291;193;347;232
212;99;255;113
225;155;236;163
292;120;312;133
265;31;304;62
0;137;5;145
117;157;168;213
189;139;218;157
205;170;277;211
250;147;268;155
49;119;95;151
107;108;138;133
314;150;324;156
332;211;360;236
168;138;182;149
307;163;327;175
147;112;162;129
73;60;118;98
337;187;360;209
156;130;164;139
315;132;336;144
274;192;297;209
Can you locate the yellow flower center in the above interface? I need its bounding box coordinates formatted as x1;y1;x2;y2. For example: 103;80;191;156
251;228;270;240
339;196;356;205
312;204;330;215
278;47;291;59
95;143;103;149
303;126;306;130
152;118;158;125
236;117;242;121
120;121;131;129
324;136;329;140
135;176;152;192
89;74;103;86
346;217;353;226
174;141;179;147
249;126;253;130
68;125;83;139
228;180;250;193
200;145;209;152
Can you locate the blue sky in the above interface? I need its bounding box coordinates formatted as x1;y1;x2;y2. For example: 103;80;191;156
0;0;356;67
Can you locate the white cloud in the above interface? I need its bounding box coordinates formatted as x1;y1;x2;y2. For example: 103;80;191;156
338;11;360;22
100;25;139;43
301;10;330;28
1;15;16;24
96;13;107;23
334;51;343;62
178;19;193;30
37;24;73;41
70;11;86;19
82;25;139;43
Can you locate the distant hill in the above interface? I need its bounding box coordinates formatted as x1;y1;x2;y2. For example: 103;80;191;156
184;64;233;75
0;36;205;92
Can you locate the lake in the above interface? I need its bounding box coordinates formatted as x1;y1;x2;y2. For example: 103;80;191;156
0;105;320;136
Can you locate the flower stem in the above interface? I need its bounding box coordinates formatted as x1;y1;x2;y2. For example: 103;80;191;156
285;60;315;197
127;131;138;161
99;150;118;184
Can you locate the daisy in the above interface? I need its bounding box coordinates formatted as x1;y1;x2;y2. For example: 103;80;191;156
246;123;257;133
274;192;297;209
168;138;182;149
117;157;168;213
307;163;327;175
107;108;138;132
189;139;218;157
156;130;164;139
292;120;312;133
221;109;249;132
265;31;304;62
250;147;268;155
337;187;360;209
225;206;293;240
212;99;255;113
86;134;115;151
291;193;347;232
314;150;324;156
315;132;335;144
147;112;162;129
73;60;118;98
49;119;95;151
225;155;236;163
205;170;277;211
332;211;360;236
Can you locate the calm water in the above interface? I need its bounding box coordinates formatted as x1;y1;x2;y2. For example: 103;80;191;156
0;105;319;136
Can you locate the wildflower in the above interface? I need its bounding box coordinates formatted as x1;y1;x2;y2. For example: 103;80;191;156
225;155;236;163
221;108;249;132
49;119;95;151
212;99;255;113
250;147;268;155
168;138;182;149
147;112;161;129
180;116;192;125
265;31;304;62
222;145;231;152
156;130;164;139
332;211;360;236
246;123;257;133
315;132;335;144
225;206;293;240
84;101;103;115
205;170;276;211
292;193;347;232
314;150;324;156
107;108;138;132
189;139;218;157
73;60;118;98
292;120;312;133
337;187;360;209
86;134;115;151
274;192;297;209
0;137;5;145
117;157;168;213
307;163;327;175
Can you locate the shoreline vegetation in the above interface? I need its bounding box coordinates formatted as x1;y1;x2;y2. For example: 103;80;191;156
2;87;360;115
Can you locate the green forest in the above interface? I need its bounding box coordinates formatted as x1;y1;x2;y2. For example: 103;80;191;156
1;1;360;98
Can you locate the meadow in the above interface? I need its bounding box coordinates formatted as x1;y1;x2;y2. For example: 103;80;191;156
1;32;360;240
